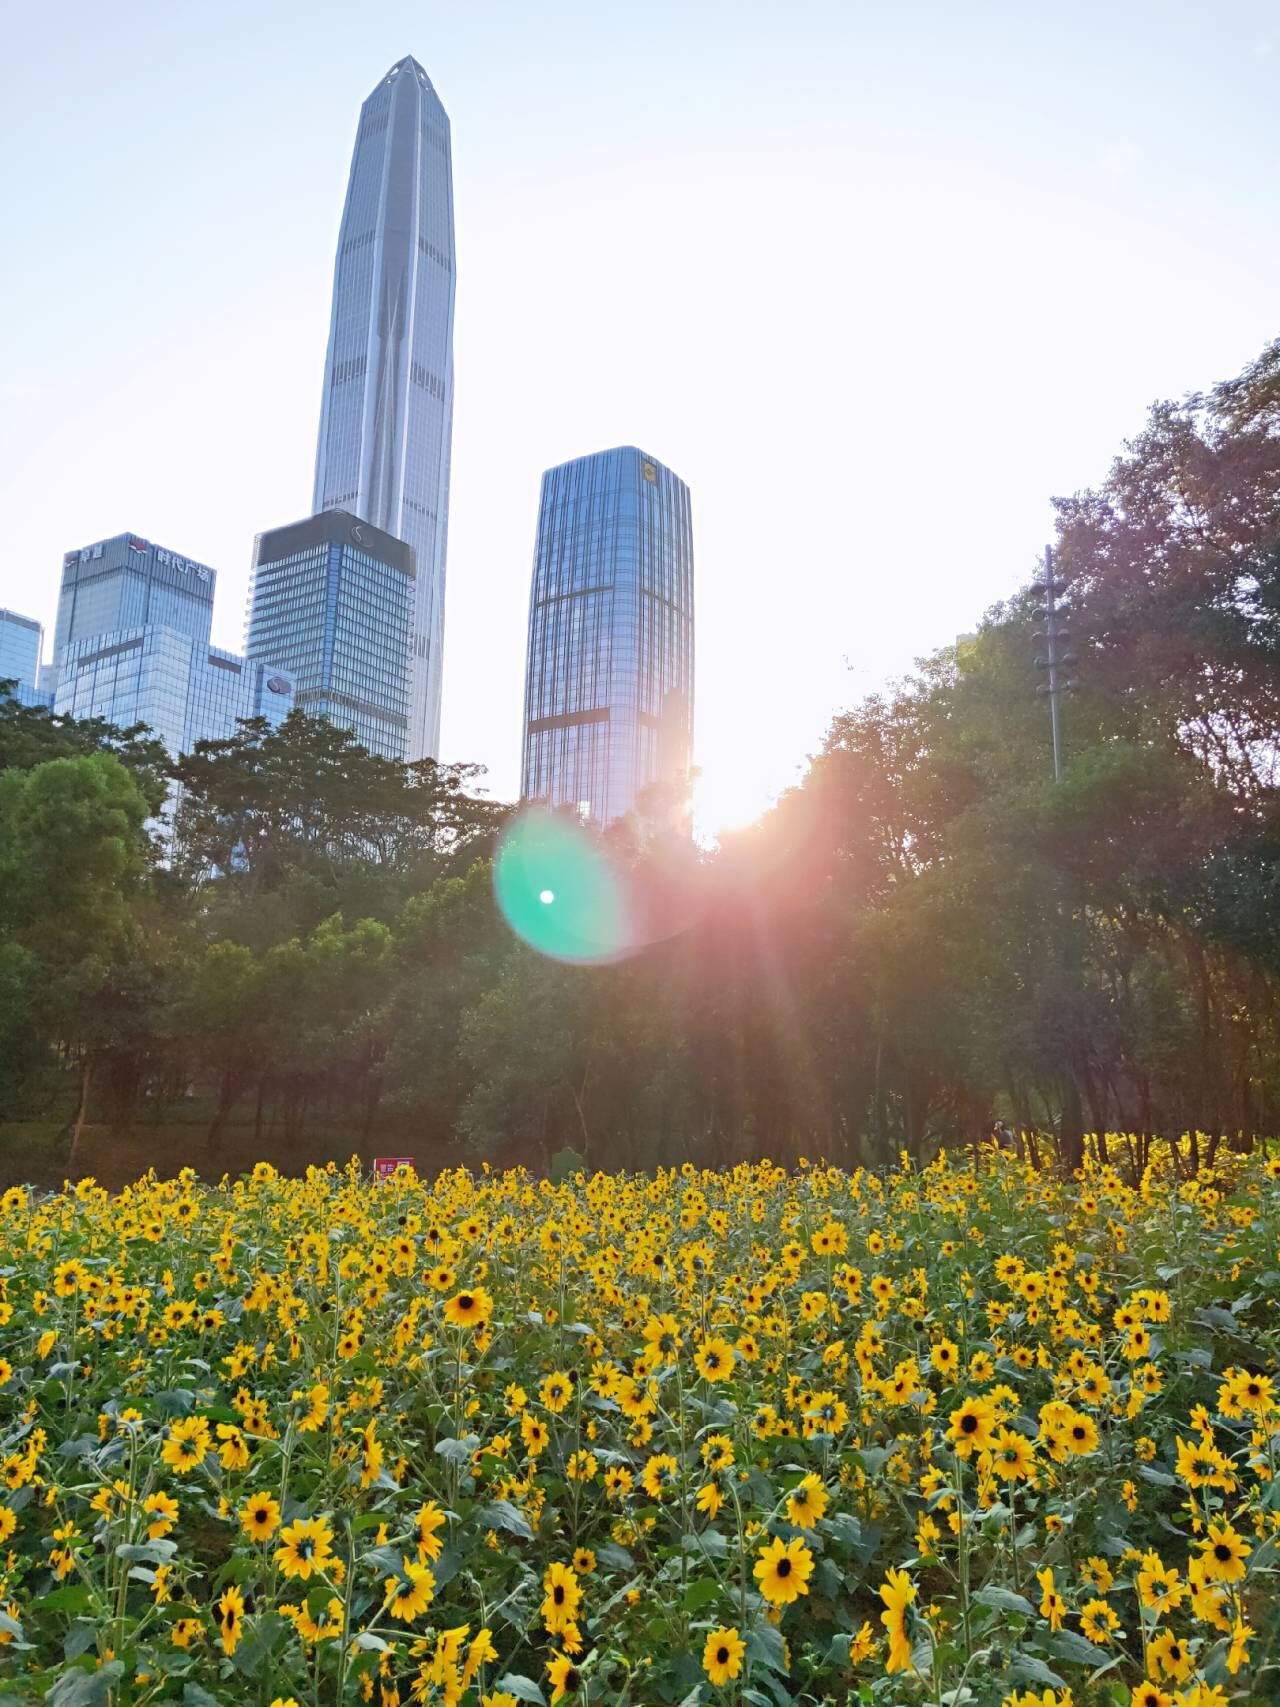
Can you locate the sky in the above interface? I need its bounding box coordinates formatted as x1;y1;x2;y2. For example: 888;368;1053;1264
1;1;1277;832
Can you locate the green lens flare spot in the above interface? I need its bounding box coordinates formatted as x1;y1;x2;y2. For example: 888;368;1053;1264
495;810;631;963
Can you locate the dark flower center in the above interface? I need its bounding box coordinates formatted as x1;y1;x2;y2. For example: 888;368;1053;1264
716;1647;729;1664
458;1295;473;1309
961;1414;978;1433
776;1558;792;1577
1215;1544;1232;1561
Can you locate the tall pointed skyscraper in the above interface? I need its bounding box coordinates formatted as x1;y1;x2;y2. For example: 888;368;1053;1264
312;56;455;761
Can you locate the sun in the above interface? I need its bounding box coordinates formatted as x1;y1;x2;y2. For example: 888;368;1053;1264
693;761;776;841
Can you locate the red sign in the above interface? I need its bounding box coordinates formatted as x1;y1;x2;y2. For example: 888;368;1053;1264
374;1156;415;1181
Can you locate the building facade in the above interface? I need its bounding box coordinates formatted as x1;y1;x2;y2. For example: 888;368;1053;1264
246;510;415;760
521;446;695;826
50;534;294;753
0;608;43;692
312;55;455;763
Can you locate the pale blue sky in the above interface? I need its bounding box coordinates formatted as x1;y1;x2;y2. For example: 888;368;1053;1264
2;1;1276;824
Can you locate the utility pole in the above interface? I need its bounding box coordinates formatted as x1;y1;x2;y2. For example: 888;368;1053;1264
1031;545;1084;1172
1033;545;1077;779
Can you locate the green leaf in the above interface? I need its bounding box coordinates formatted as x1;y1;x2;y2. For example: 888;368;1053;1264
153;1388;196;1416
55;1436;100;1460
681;1577;721;1613
682;1528;728;1559
46;1661;126;1707
356;1632;391;1652
745;1622;787;1674
1047;1628;1112;1667
493;1676;546;1705
61;1624;94;1662
434;1435;479;1465
115;1539;178;1564
230;1610;286;1678
973;1585;1035;1616
183;1685;222;1707
478;1499;535;1541
1006;1652;1067;1690
825;1510;862;1547
595;1541;635;1571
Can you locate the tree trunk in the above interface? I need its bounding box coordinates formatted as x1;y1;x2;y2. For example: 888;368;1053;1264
67;1056;93;1177
1059;1070;1085;1175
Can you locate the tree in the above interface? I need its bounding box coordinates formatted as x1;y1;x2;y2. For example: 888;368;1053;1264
0;752;151;1158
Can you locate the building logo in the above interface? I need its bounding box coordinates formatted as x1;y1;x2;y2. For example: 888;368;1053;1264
266;675;291;694
642;461;657;483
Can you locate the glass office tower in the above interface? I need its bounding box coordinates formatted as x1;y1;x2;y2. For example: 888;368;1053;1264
246;510;415;760
521;447;694;826
312;55;455;763
0;609;43;695
50;534;294;753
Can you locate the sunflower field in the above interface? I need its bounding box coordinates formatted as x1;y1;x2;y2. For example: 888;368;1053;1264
0;1148;1277;1707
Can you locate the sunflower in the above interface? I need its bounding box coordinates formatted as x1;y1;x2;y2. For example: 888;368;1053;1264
358;1421;384;1489
642;1313;683;1363
878;1567;917;1673
702;1625;745;1686
547;1651;582;1703
215;1584;244;1657
1227;1616;1254;1676
991;1426;1035;1480
753;1535;814;1606
539;1371;573;1413
785;1473;829;1529
1136;1552;1184;1617
384;1557;436;1622
694;1337;735;1382
947;1395;997;1458
1130;1684;1172;1707
1036;1567;1065;1631
521;1414;550;1456
143;1491;179;1539
443;1287;493;1329
1198;1520;1251;1584
1174;1434;1235;1491
274;1514;337;1582
1224;1368;1273;1415
930;1339;959;1377
1148;1629;1194;1684
640;1453;678;1498
542;1562;583;1633
415;1499;448;1561
160;1415;212;1474
239;1492;281;1542
1079;1598;1121;1644
1062;1409;1099;1456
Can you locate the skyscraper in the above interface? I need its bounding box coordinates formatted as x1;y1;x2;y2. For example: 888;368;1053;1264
521;447;695;827
246;510;415;760
312;56;455;762
0;609;43;694
50;534;294;755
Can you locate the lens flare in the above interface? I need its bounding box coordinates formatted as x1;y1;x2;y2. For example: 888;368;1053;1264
495;809;633;963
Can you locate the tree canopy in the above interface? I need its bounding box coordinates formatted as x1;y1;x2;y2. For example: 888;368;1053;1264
2;337;1278;1176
